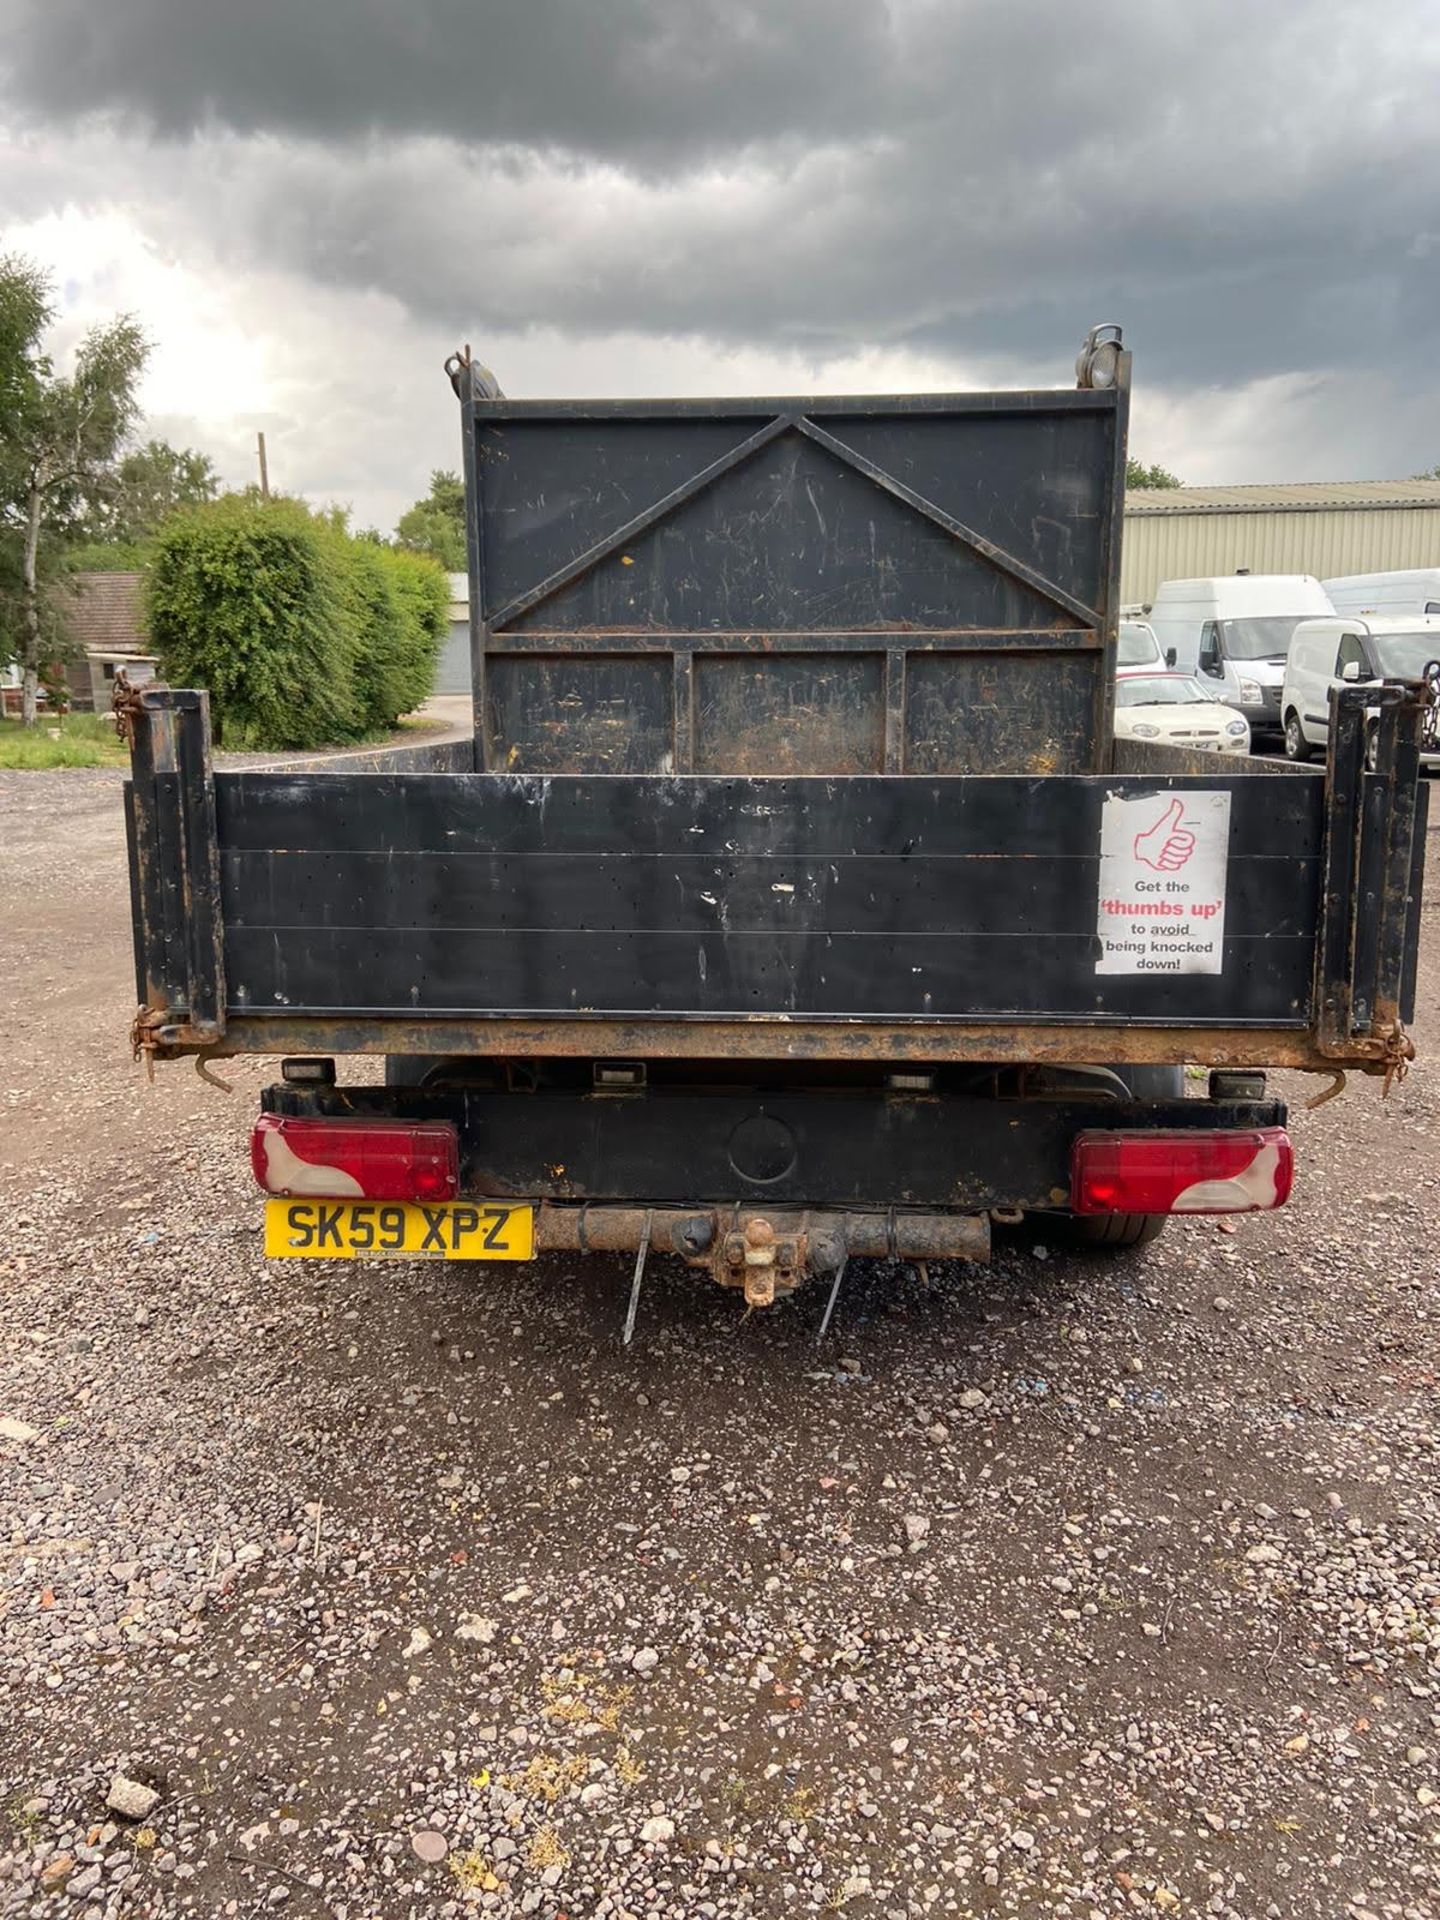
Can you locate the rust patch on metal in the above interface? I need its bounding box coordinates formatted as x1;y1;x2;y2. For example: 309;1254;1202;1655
1370;998;1415;1095
692;654;885;776
170;1013;1399;1078
1304;1070;1347;1111
531;1203;989;1300
719;1216;806;1305
111;670;149;748
129;1005;161;1081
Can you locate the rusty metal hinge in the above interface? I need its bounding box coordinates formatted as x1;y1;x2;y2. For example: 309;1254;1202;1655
112;670;144;748
1380;1021;1416;1097
130;1005;162;1081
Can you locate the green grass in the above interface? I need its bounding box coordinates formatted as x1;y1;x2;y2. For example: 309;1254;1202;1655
0;712;131;770
0;705;453;769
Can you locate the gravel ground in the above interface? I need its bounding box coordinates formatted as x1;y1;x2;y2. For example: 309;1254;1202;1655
1;767;1438;1920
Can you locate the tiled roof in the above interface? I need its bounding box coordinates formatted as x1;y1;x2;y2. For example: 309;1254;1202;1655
62;572;146;653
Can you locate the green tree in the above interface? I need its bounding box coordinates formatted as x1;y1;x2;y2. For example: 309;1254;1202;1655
83;438;220;547
395;469;466;571
1;298;148;724
0;255;58;691
1126;458;1182;490
0;253;52;428
1411;465;1440;481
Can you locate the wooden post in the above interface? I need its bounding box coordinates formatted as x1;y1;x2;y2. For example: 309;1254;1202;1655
257;431;270;500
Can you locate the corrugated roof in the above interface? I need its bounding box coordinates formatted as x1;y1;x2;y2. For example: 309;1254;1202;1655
63;572;146;652
1126;480;1440;515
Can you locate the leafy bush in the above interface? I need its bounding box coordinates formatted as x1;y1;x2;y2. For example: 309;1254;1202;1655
380;547;450;714
330;536;449;732
147;496;362;750
147;497;451;751
343;537;411;732
66;540;151;572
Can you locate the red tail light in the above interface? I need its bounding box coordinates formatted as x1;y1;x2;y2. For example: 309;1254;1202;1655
251;1114;459;1202
1071;1127;1292;1216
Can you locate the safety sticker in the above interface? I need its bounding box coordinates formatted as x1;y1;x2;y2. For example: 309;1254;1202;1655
1096;790;1231;975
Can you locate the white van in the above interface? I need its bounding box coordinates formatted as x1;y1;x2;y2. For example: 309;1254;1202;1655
1281;615;1440;765
1116;619;1173;671
1322;570;1440;619
1145;574;1334;741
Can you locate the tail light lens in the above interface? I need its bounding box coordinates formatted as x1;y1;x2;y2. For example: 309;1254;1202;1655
251;1114;459;1202
1071;1127;1292;1216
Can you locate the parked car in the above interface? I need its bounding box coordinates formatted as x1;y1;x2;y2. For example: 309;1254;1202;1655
1113;673;1251;753
1322;570;1440;620
1145;574;1334;741
1117;619;1173;670
1282;615;1440;766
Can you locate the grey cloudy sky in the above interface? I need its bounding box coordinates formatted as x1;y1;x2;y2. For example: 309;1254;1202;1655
3;0;1438;534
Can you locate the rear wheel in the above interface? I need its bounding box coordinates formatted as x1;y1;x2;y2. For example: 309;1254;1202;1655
1061;1211;1168;1248
1046;1062;1181;1251
1284;711;1312;762
385;1055;457;1088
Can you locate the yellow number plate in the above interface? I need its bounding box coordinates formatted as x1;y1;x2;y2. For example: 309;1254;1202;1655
264;1198;533;1261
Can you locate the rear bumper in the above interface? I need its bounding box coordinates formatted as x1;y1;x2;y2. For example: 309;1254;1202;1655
260;1077;1289;1216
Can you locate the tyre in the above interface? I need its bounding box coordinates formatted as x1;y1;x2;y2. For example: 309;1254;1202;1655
1043;1061;1181;1250
1114;1064;1185;1102
385;1055;451;1088
1283;710;1312;762
385;1055;503;1090
1060;1211;1168;1249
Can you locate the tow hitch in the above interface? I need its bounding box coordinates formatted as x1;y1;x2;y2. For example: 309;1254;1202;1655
530;1204;991;1304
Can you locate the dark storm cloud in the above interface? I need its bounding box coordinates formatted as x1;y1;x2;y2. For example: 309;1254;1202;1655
186;100;1438;396
0;0;896;162
2;0;1439;462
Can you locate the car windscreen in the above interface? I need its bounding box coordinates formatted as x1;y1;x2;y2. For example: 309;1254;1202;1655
1116;677;1210;707
1368;632;1440;677
1117;623;1160;666
1218;615;1310;661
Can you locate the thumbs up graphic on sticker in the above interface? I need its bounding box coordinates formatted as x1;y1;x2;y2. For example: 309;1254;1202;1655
1133;798;1196;872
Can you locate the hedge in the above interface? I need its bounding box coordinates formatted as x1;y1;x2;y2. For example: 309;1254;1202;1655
343;538;410;733
145;497;450;751
344;541;450;732
381;547;450;716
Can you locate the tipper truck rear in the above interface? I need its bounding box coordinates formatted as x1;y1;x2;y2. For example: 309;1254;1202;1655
119;327;1432;1317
